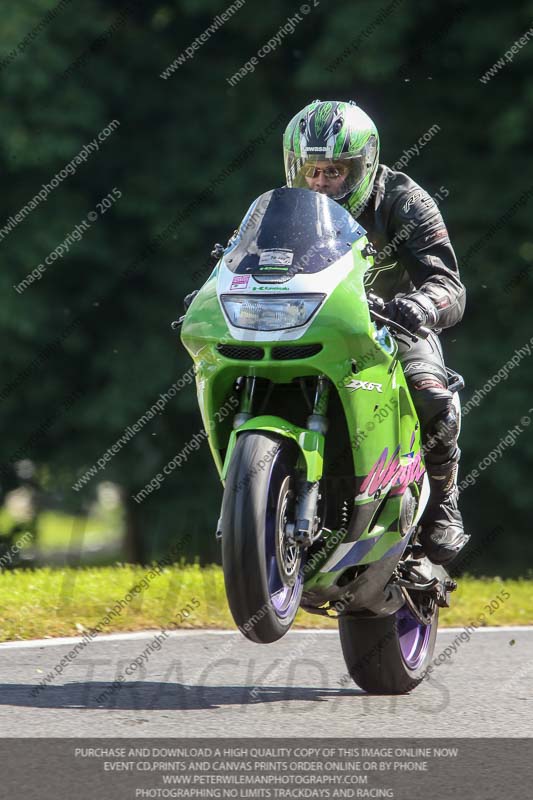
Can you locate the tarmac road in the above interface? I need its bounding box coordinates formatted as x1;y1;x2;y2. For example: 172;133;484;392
0;626;531;737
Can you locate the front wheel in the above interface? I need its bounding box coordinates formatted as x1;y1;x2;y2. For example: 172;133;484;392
221;432;304;643
338;594;438;693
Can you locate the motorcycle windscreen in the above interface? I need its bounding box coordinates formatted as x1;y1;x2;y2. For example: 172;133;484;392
224;187;367;275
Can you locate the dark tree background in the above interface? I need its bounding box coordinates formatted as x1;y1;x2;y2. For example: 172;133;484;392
0;0;531;574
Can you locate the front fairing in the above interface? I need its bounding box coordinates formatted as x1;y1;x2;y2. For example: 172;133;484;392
180;188;421;506
223;187;367;276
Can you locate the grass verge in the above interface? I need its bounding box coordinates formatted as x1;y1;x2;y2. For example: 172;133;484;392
0;565;531;642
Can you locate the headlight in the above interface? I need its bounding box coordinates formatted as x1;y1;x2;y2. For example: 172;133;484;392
221;294;325;331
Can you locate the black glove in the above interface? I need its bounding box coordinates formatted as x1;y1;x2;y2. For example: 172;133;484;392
210;242;225;262
183;289;199;312
385;293;438;333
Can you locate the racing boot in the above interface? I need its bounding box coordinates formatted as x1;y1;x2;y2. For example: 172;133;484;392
417;457;470;565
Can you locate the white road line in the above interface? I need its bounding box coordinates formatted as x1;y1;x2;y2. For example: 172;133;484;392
0;625;531;649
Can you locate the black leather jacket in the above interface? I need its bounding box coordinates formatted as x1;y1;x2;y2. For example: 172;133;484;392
351;164;466;330
200;166;465;330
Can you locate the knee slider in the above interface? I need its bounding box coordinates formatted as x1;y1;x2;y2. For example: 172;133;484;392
426;404;459;450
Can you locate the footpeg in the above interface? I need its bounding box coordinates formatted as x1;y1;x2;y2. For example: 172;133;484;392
410;543;425;560
434;571;458;608
397;559;457;608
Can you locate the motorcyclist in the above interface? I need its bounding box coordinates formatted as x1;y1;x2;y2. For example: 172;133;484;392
282;99;468;565
185;99;469;566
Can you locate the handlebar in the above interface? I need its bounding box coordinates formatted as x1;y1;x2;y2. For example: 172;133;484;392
367;293;431;342
171;315;186;330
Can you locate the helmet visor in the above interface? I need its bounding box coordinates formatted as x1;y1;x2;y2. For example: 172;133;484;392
286;153;367;201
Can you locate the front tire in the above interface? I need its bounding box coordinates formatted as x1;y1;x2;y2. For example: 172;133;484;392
338;596;438;693
221;432;304;643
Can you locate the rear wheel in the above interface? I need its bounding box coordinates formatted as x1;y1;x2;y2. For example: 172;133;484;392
338;593;438;693
221;432;304;643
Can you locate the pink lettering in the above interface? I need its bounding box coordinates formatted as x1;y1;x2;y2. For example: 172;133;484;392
359;443;425;498
359;448;389;496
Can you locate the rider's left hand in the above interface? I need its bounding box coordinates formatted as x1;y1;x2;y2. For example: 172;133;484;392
385;293;438;333
183;289;199;311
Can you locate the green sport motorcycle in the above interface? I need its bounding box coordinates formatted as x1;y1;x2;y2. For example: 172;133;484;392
177;187;459;694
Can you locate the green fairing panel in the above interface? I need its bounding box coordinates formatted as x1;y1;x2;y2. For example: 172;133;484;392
181;262;421;484
221;416;324;483
303;495;404;590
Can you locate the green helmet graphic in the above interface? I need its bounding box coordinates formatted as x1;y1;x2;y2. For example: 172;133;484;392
283;99;379;217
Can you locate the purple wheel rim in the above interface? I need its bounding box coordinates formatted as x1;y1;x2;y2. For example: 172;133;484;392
265;525;304;619
268;570;303;618
396;604;432;670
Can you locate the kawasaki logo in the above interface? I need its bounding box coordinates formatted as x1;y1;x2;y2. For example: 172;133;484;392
252;286;289;291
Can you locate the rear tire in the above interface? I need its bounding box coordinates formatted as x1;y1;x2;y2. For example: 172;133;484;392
221;432;304;643
338;597;438;693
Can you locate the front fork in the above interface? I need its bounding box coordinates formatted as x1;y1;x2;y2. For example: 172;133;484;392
235;375;331;547
291;376;330;545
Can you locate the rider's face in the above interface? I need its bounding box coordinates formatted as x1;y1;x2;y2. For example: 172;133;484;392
303;160;349;197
